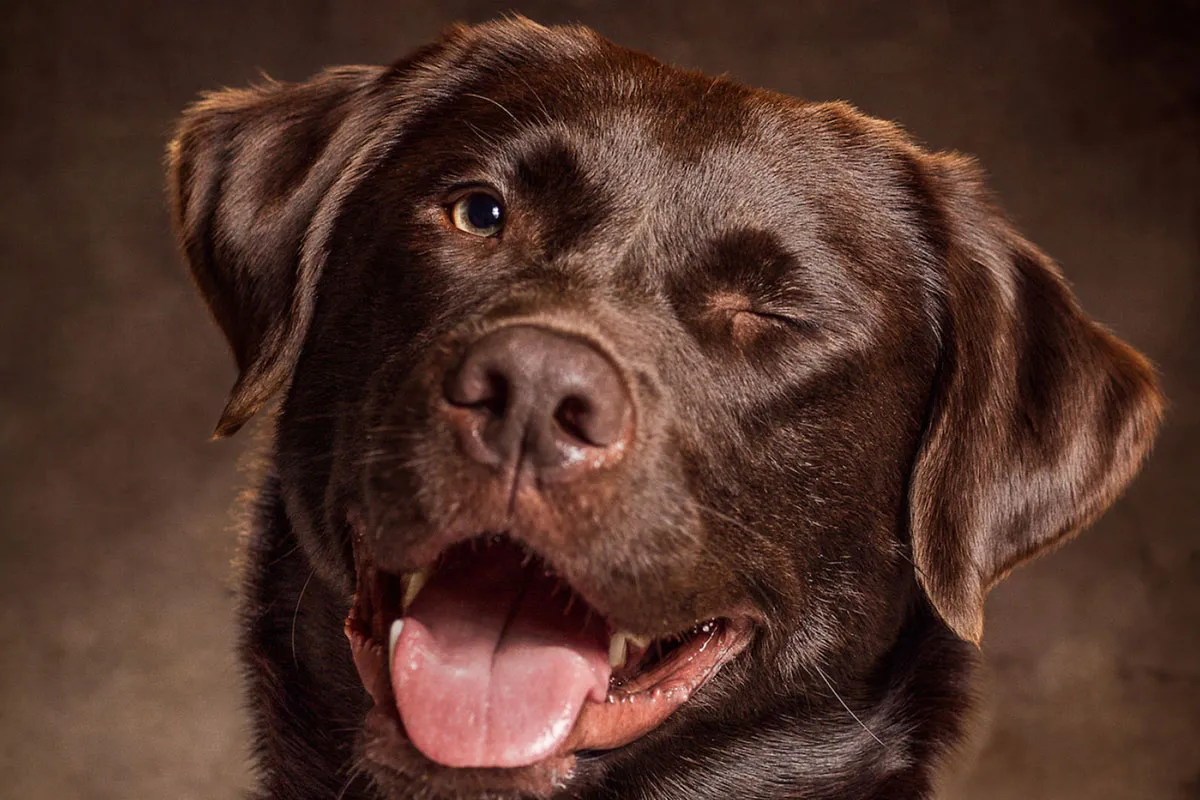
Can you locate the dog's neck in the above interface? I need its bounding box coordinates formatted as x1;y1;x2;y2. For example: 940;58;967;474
241;471;977;800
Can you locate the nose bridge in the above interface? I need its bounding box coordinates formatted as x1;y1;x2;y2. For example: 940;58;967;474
443;324;633;483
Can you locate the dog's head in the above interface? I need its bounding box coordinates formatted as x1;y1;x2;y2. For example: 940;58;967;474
169;18;1162;798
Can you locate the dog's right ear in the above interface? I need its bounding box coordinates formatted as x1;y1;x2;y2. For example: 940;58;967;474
167;66;385;437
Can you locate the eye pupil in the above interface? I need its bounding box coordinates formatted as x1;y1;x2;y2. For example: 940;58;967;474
465;193;502;231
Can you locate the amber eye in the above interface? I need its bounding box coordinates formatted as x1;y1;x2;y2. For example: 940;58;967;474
450;192;505;237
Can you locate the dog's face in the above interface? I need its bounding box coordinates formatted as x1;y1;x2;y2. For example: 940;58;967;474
169;19;1162;799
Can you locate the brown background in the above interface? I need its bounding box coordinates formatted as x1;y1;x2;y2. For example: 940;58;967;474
1;1;1196;798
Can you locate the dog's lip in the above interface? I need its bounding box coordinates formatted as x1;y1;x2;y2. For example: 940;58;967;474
344;536;756;779
557;616;754;752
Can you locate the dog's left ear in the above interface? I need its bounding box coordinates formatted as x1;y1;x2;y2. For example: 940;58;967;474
167;66;385;437
908;155;1164;644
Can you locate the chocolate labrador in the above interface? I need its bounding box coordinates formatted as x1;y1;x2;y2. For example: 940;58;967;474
168;17;1163;800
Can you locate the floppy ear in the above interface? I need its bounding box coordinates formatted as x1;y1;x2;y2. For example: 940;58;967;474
167;66;385;437
909;155;1164;644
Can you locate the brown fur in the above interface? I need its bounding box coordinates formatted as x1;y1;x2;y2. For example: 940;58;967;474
168;18;1163;800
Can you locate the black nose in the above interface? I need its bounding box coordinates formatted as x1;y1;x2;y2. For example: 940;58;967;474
444;326;632;480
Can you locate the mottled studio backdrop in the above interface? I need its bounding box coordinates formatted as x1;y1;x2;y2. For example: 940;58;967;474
1;1;1196;798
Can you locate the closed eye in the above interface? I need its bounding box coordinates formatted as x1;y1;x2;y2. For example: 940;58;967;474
738;310;804;328
726;308;819;347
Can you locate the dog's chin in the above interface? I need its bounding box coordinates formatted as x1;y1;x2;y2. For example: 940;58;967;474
343;535;754;798
361;707;579;799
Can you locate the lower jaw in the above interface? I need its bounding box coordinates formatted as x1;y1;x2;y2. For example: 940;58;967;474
362;706;581;797
347;618;753;794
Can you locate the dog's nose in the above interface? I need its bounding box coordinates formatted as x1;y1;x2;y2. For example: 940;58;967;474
444;326;631;479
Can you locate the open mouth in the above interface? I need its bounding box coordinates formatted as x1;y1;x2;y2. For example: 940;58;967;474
345;535;752;772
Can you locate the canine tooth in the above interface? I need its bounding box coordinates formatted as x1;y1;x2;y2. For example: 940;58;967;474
609;630;651;669
609;632;629;669
388;619;404;670
401;569;430;612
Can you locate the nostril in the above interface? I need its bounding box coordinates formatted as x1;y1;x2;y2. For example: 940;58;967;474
553;394;595;445
477;369;509;419
447;359;510;420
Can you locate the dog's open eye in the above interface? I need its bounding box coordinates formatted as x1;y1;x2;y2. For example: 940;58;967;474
450;192;505;237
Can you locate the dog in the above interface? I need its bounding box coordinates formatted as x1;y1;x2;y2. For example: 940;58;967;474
167;18;1163;800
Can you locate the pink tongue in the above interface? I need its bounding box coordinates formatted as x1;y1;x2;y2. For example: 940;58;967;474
390;546;612;768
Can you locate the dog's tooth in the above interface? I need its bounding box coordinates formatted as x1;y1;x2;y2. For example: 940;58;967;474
388;619;404;669
401;568;431;612
609;631;629;669
609;630;650;669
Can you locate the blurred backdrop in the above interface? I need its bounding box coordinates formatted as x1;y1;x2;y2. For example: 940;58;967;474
1;1;1196;798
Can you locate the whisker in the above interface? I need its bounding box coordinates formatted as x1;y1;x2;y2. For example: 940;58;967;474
463;92;519;124
291;567;317;668
334;759;367;800
693;503;761;539
515;73;553;125
811;662;886;748
892;543;928;580
264;543;301;569
465;120;500;148
356;452;418;468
